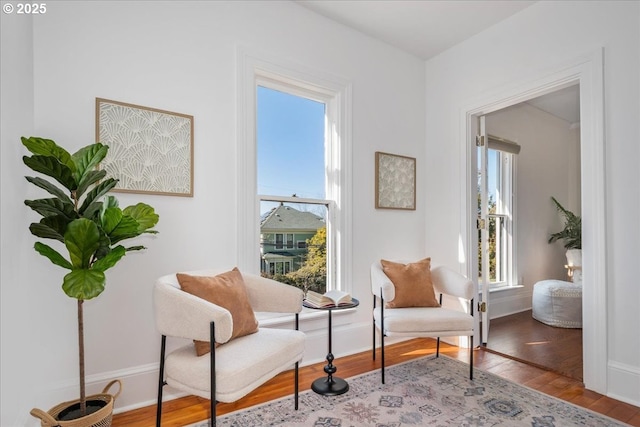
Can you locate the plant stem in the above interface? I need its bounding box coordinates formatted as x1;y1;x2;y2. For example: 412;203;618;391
78;299;86;415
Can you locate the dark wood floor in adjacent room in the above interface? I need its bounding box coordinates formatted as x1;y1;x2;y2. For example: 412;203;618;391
113;337;640;427
484;309;583;381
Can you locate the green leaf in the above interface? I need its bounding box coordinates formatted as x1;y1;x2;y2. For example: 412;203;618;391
40;215;71;239
93;231;112;261
123;203;159;232
64;218;100;269
103;195;119;210
78;178;118;216
72;143;108;184
25;198;76;219
75;169;107;200
101;207;123;235
107;215;140;244
82;201;103;220
23;155;77;191
25;176;71;202
29;219;66;242
91;245;126;272
549;197;582;249
34;242;73;269
62;269;105;300
125;245;146;252
21;137;76;172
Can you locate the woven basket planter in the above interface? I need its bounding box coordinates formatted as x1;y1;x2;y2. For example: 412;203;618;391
30;380;121;427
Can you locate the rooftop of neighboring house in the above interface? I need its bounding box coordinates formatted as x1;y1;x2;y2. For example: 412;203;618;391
260;204;325;231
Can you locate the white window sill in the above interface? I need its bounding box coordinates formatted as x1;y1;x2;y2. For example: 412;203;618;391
256;306;359;328
487;284;524;293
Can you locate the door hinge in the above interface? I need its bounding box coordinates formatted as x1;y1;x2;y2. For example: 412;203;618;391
478;301;487;313
476;135;485;147
477;218;486;230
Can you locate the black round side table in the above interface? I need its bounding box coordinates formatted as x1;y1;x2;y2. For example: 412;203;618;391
303;298;359;396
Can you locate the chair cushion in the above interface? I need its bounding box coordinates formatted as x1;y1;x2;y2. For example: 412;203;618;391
374;306;473;336
380;258;440;308
165;328;305;402
177;268;259;356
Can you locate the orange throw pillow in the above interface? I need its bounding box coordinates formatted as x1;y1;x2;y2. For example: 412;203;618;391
177;268;259;356
380;258;440;308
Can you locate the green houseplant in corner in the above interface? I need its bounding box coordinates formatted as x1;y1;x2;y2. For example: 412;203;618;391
22;137;159;426
548;196;582;269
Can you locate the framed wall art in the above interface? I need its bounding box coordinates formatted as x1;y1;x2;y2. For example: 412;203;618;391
96;98;194;196
375;151;416;210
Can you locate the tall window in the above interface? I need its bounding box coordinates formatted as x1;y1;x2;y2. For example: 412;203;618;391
479;137;519;288
238;52;351;297
256;83;331;294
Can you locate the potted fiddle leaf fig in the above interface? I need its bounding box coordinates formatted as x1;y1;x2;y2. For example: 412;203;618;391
22;136;159;426
548;196;582;267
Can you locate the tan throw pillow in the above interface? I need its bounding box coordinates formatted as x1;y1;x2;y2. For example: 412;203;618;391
380;258;440;308
177;268;259;356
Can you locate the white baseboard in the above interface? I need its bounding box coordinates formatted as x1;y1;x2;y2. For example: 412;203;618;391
488;291;532;319
608;360;640;407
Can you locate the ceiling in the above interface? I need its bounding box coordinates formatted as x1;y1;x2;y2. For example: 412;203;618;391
296;0;580;125
296;0;536;60
526;85;580;125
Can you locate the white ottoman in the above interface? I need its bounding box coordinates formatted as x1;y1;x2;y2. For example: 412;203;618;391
532;280;582;328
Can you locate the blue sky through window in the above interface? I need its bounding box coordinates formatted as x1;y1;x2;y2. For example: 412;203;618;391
478;149;499;203
257;86;326;208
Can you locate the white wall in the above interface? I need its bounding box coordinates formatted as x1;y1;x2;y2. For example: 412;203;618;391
484;102;581;318
0;11;35;427
0;2;426;425
425;0;639;405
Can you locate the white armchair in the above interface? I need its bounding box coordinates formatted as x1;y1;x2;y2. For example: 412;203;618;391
154;269;306;426
371;261;475;383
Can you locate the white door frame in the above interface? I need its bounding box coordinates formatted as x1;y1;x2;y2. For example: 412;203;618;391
459;48;606;394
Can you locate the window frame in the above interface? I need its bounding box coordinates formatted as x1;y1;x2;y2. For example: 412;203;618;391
487;148;517;288
275;233;284;250
237;48;352;294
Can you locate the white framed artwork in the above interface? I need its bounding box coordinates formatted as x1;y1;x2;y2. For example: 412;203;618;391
96;98;194;196
375;151;416;210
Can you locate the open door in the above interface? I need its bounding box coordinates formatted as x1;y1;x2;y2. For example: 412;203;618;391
477;115;490;345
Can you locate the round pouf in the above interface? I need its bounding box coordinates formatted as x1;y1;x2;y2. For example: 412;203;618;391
532;280;582;328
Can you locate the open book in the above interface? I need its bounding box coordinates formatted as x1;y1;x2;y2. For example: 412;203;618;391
304;289;353;308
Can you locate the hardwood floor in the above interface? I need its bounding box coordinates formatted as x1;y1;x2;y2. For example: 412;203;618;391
485;309;583;381
113;338;640;426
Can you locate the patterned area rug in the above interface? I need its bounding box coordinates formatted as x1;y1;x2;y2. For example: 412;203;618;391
190;355;626;426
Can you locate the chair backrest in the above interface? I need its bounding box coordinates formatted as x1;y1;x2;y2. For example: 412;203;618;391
370;260;474;301
431;266;474;301
154;271;235;343
157;268;230;289
154;269;304;340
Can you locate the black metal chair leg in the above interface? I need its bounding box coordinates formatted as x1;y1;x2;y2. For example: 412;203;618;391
470;335;474;380
381;332;385;384
210;322;216;427
436;337;440;358
470;298;474;380
156;335;167;427
379;291;385;384
372;296;377;361
294;361;299;410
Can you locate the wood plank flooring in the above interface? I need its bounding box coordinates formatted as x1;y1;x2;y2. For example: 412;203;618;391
113;338;640;427
484;309;583;381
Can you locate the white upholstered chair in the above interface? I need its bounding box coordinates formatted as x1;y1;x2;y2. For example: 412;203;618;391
371;261;475;383
154;269;306;426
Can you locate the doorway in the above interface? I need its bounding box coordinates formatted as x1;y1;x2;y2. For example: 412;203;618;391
461;48;606;394
474;86;583;380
